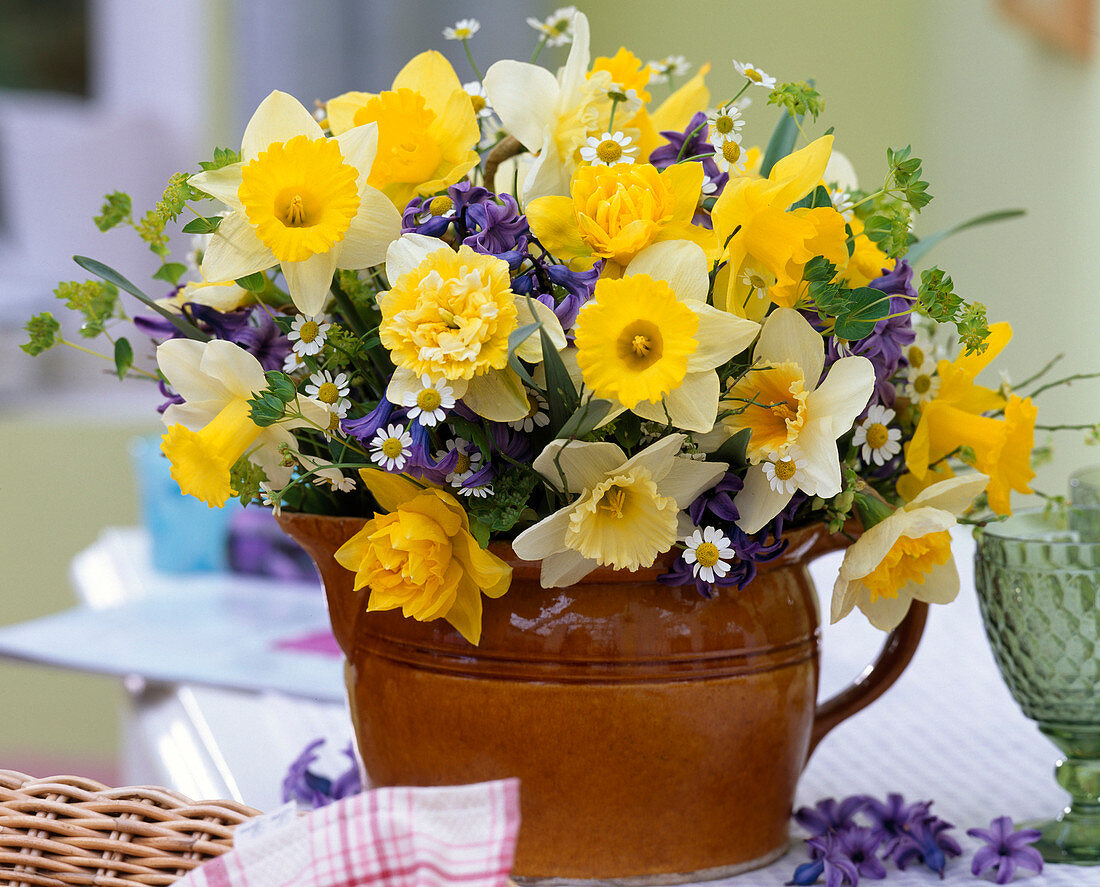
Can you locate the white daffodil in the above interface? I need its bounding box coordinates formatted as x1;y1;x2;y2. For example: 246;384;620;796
512;434;728;587
157;339;328;507
725;308;875;533
188;90;401;317
853;405;903;466
573;240;761;433
484;11;613;200
831;474;988;630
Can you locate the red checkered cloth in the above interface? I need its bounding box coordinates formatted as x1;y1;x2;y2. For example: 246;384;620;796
176;779;520;887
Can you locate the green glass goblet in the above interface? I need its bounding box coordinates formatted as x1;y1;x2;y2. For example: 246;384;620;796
975;505;1100;865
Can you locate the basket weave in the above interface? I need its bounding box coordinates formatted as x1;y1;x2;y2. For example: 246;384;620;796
0;770;261;887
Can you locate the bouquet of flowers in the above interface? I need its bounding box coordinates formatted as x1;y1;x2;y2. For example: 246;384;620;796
26;8;1055;646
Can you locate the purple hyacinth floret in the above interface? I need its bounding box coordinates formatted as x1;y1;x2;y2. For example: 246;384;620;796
795;796;870;837
861;792;933;851
891;812;962;876
342;399;396;442
463;192;530;256
967;816;1043;885
788;829;868;887
281;738;361;810
231;308;292;372
136;304;291;372
512;255;601;332
648;111;727;226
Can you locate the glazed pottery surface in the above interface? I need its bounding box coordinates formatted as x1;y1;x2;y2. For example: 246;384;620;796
279;513;926;883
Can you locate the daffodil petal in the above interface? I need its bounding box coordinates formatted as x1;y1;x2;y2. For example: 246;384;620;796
338;189;402;269
199;339;267;399
512;508;575;562
201;212;277;283
326;90;374;136
253;425;297;488
483;60;560;152
650;62;711;133
735;463;794;534
754;307;825;388
282;249;339;316
462;368;530;422
633;372;718;433
686;303;759;371
533;439;627;493
858;587;917;632
905;473;989;514
912;558;961;606
162;400;223;431
768;134;834;208
443;580;485;646
393;50;464;116
526;195;590;266
794;417;844;498
807;356;876;438
513;296;567;362
619;433;686;483
357;466;431;512
657;455;728;509
242;90;324;162
188;164;244;211
157;339;227;405
539;549;598;588
824;148;859;192
333;122;380;193
522;130;573;201
557;11;591;102
624;240;709;302
386;233;451;281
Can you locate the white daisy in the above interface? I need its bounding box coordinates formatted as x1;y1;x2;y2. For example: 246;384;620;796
402;374;455;427
905;330;937;372
701;175;720;196
458;482;494;499
761;446;806;497
509;391;551;433
830;189;855;220
282;350;306;375
442;18;480;41
305;370;351;418
852;405;903;466
289;314;330;358
259;485;282;515
713;134;747;174
526;6;577;46
647;55;691;84
606;85;643;119
707;106;744;148
439;438;482;486
904;364;940;406
369;424;413;472
580;131;638;167
463;80;494;119
732;59;777;89
328;472;357;493
682;526;737;583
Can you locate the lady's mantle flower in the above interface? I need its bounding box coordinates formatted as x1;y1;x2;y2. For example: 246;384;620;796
831;474;988;630
187;91;400;317
335;470;511;645
442;18;479;41
573;241;759;432
580;131;638;167
369;423;413;471
401;374;455;427
305;370;351;418
379;234;565;422
512;434;727;587
526;6;579;46
157;339;328;508
682;526;736;583
732;58;777;89
967;816;1043;885
853;405;902;466
289;313;330;357
724;307;875;533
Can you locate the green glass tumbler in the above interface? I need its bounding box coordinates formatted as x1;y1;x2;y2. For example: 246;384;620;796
975;506;1100;865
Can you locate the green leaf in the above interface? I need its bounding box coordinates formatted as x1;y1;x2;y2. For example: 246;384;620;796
198;146;242;172
21;312;61;356
759;110;799;178
906;209;1026;265
538;325;579;430
181;215;223;235
73;255;212;342
264;370;298;403
712;428;751;468
834;287;891;341
556;397;613;440
113;337;133;380
469;517;491;549
235;271;267;292
153;262;188;286
94;191;132;231
506;320;542;388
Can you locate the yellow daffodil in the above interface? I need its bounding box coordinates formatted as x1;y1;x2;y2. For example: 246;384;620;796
378;234;566;422
573;240;759;431
841;215;893;288
902;323;1035;515
724;307;875;532
711;135;849;320
188;91;401;316
512;434;728;586
326;52;480;210
157;339;328;507
335;469;511;646
831;474;988;630
590;47;653;103
527;161;717;274
484;11;614;200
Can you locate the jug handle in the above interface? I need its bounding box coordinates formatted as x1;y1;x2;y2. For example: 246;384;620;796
805;529;929;757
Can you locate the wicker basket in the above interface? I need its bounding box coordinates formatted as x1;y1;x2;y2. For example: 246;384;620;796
0;770;261;887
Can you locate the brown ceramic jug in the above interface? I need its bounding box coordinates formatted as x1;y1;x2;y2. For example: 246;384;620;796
278;512;926;884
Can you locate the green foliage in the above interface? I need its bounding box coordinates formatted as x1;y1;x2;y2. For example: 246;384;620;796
466;463;541;534
55;279;119;337
21;312;61;355
113;337;133;380
156;173;199;221
181;215;223;235
803;262;900;343
153;262;188;285
885;145;932;211
229;456;266;506
235;271;267;292
247;371;298;426
863;205;915;258
540;326;580;431
135;209;170;258
768;81;824;121
759;102;800;177
94;192;132;231
557;396;613;439
198;146;241;173
917;267;990;355
326;325;366;369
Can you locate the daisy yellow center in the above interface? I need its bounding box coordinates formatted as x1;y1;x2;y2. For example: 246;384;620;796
747;272;769;289
379;247;517;381
565;468;679;571
298;321;320;343
354;88;442;186
239;134;361;264
866;423;889;449
430;195;454;216
596;139;623;163
694;542;720;568
774;458;797;481
317;382;339;404
725;361;809;463
161;398;261;509
453;452;471;474
861;530;952;603
722;140;742;164
417;388;443;411
381;437;404;458
745;67;763;83
913;374;932;394
568;163;676;265
907;345;925;368
469;94;487;114
574;274;698;410
715;114;735;135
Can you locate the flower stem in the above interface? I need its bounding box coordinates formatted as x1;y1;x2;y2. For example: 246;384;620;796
530;35;548;64
461;38;483;82
1027;371;1100;400
1016;353;1064;390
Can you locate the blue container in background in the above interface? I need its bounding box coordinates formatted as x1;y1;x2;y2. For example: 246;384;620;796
129;434;236;572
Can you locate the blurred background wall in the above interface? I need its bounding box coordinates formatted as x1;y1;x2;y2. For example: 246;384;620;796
1;0;1096;784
